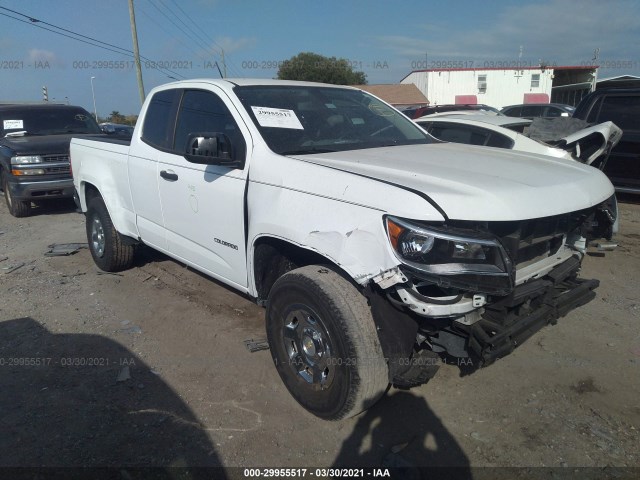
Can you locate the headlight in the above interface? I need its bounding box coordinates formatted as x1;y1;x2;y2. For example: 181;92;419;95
386;216;514;294
12;168;46;175
11;155;44;165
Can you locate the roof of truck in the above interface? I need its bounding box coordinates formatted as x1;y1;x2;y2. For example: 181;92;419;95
161;78;358;89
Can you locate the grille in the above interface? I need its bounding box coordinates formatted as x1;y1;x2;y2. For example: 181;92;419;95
44;166;71;174
488;215;572;268
42;154;70;163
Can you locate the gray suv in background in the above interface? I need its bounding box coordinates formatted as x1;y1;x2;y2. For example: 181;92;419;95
501;103;576;119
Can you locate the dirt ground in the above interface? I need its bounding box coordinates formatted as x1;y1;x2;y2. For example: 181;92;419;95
1;196;639;475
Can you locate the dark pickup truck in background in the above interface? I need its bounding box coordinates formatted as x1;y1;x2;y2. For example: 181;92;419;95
0;103;102;217
573;88;640;194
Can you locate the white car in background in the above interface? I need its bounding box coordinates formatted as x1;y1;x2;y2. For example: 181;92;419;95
415;113;623;234
415;113;622;167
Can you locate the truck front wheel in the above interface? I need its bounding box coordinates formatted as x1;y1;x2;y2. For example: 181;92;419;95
86;196;134;272
266;265;389;420
2;174;31;217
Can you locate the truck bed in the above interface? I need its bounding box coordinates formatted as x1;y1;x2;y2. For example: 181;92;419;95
73;135;131;147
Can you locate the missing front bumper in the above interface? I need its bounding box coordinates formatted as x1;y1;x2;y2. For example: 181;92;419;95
434;255;599;365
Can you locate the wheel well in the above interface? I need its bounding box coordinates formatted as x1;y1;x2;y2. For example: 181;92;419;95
83;182;101;206
253;237;351;303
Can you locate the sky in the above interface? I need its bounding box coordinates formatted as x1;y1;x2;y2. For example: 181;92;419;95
1;0;639;116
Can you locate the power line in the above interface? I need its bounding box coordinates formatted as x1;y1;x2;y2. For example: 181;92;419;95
0;5;134;55
0;12;131;57
146;0;213;55
137;6;222;77
166;0;244;77
147;0;242;77
0;6;185;80
158;0;213;52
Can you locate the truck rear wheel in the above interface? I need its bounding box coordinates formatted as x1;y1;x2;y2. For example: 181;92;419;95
86;196;134;272
266;265;389;420
2;174;31;217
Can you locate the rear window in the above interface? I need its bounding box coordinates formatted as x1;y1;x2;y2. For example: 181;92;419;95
426;122;514;149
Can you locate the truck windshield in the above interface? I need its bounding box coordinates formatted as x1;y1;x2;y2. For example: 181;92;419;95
1;107;101;136
234;85;434;154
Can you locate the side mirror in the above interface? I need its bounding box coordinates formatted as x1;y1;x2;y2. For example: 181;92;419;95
184;132;242;168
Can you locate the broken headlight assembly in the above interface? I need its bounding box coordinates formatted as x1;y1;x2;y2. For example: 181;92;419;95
385;216;514;295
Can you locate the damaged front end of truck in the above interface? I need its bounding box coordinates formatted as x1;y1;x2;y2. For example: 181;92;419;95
369;195;617;387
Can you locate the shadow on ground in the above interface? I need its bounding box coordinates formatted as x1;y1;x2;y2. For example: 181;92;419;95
0;317;224;477
333;390;471;477
30;199;79;216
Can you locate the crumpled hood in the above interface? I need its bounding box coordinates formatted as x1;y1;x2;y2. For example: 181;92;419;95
295;143;614;221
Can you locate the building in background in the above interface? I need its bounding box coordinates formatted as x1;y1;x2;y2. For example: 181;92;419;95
401;65;598;109
596;75;640;89
353;83;429;108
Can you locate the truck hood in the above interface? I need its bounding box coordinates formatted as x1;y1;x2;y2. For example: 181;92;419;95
295;143;614;221
2;133;104;155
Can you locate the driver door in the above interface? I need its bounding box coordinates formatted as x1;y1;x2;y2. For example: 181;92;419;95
157;87;250;289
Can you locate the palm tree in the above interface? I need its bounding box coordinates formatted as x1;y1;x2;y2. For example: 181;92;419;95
110;111;124;123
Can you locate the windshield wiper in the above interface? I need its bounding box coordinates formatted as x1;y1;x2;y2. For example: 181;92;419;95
64;129;93;134
4;130;30;137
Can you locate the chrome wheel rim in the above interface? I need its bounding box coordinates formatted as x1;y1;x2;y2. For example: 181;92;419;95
283;308;335;390
90;216;105;257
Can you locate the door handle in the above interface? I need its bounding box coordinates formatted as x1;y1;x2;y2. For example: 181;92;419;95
160;170;178;181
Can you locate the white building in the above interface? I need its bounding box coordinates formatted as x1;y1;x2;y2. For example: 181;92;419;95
401;66;598;109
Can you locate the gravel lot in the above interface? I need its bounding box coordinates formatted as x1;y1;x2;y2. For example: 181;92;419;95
0;196;639;475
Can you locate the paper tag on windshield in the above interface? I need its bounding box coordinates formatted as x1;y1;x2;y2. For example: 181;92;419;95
251;106;304;130
3;119;23;129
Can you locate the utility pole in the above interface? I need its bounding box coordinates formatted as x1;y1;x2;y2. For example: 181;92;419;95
221;49;227;78
90;76;97;120
128;0;145;104
591;48;600;93
424;51;429;104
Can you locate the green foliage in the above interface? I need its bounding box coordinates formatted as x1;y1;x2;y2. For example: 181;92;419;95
110;111;125;124
277;52;367;85
99;112;137;125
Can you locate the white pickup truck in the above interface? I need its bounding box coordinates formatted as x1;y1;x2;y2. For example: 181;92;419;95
71;79;617;420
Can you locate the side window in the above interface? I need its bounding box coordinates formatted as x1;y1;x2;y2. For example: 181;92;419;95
522;105;542;117
174;90;246;161
504;106;521;117
586;96;603;123
486;132;514;149
595;95;640;131
545;106;562;117
416;121;432;131
142;89;179;149
429;123;485;145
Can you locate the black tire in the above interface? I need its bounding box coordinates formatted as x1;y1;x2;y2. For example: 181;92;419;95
266;265;389;420
86;196;135;272
2;173;31;217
